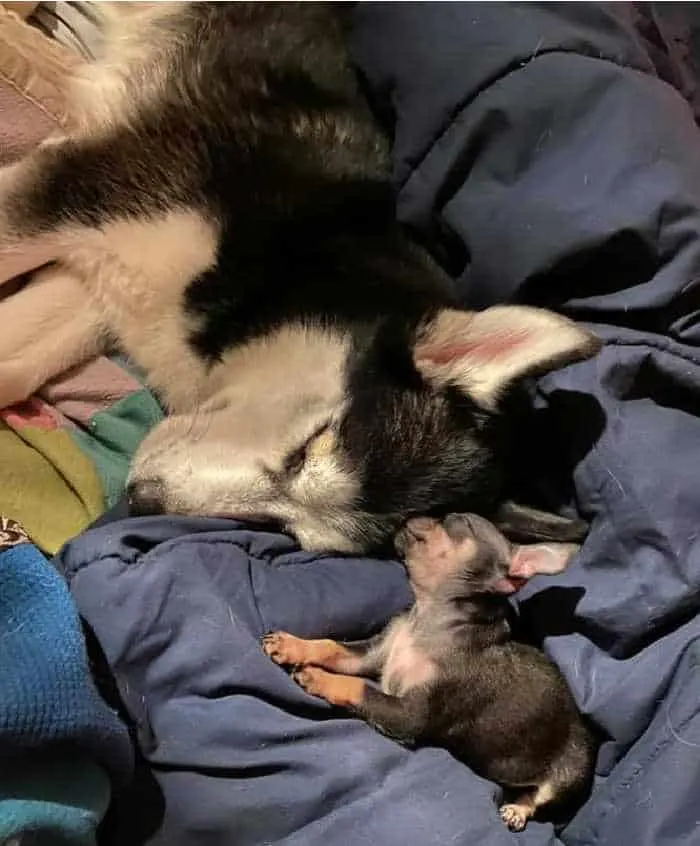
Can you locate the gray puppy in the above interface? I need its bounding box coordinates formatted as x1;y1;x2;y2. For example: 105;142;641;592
263;513;596;831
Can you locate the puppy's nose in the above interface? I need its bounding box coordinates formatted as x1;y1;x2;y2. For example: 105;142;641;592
127;478;166;516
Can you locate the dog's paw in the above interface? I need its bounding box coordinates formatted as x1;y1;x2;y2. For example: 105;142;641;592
261;631;289;664
291;665;324;695
291;666;364;708
261;631;303;666
499;804;529;832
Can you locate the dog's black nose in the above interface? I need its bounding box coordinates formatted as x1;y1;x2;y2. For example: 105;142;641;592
127;478;166;516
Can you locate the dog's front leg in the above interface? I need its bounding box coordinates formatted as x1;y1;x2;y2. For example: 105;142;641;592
291;665;367;708
292;666;428;747
262;631;371;675
0;264;106;407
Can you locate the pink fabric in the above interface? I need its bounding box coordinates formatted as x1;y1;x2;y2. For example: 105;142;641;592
41;357;143;426
0;396;63;430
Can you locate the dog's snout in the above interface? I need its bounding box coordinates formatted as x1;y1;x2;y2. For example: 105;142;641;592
127;478;166;516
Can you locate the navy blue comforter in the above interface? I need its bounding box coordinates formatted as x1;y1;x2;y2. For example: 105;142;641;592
56;4;700;844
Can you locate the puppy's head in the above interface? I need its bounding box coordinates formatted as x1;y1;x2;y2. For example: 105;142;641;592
127;306;598;552
395;512;579;598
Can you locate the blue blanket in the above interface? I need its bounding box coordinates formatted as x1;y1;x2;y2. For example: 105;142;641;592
55;3;700;844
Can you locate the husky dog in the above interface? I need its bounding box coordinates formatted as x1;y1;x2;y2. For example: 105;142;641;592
0;3;599;551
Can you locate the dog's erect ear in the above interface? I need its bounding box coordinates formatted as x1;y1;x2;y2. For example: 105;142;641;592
493;501;589;544
413;306;600;409
509;542;580;579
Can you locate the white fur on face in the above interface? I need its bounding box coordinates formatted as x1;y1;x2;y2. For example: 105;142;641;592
128;324;370;552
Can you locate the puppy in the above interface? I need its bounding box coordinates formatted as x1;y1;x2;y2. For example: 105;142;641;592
263;513;596;830
0;3;600;552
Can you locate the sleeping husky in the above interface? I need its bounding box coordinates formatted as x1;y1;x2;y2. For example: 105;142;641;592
0;3;599;551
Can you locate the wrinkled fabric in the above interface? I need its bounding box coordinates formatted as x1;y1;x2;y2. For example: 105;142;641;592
55;3;700;844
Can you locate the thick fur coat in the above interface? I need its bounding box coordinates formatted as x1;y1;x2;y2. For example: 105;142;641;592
0;3;599;551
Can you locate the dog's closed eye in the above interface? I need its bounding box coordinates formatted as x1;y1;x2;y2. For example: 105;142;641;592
283;422;333;477
283;443;308;476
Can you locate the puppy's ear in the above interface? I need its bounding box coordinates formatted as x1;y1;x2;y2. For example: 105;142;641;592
413;306;599;409
493;501;589;543
509;542;580;579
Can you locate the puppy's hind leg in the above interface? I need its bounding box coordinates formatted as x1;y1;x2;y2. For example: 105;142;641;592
499;726;596;831
499;784;552;832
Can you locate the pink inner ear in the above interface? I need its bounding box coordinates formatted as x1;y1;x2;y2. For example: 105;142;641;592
417;329;532;365
509;544;574;579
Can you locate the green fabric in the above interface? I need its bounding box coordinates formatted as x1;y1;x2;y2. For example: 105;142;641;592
69;389;164;508
0;422;103;555
0;755;110;845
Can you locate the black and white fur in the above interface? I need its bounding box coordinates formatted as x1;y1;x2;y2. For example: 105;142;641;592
0;3;600;551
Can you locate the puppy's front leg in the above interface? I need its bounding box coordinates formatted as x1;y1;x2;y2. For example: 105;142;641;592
293;667;428;747
262;631;369;675
292;665;366;708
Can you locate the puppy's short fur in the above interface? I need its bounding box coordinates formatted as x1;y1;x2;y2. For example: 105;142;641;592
263;514;596;830
0;3;600;551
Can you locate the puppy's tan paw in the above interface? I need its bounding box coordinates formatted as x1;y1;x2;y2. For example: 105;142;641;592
292;666;364;708
291;665;325;696
261;631;305;666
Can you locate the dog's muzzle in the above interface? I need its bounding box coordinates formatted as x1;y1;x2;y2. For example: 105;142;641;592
127;478;166;516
